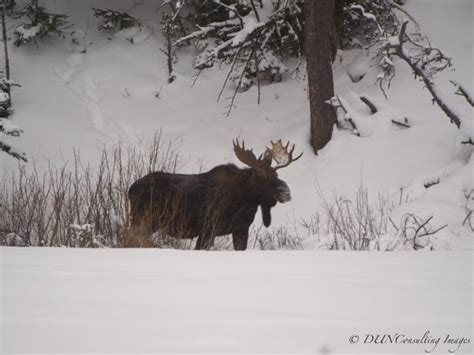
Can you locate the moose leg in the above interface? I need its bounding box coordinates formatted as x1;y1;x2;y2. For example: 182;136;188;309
232;230;249;251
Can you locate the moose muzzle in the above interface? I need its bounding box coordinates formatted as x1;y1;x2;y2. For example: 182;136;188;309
276;180;291;203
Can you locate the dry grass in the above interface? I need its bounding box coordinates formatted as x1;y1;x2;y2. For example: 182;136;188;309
0;131;182;248
0;131;304;251
2;138;439;251
298;184;448;251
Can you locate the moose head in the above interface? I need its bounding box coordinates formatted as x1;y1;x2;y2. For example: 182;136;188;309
233;138;302;227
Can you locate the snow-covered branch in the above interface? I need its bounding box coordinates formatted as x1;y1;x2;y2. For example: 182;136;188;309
14;5;70;47
0;117;23;136
176;0;302;99
211;0;244;27
0;140;27;162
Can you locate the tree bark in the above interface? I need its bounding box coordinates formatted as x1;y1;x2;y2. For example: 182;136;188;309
33;0;39;26
166;33;174;83
305;0;337;154
1;1;11;107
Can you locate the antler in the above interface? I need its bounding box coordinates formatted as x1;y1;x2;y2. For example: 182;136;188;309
267;139;303;170
233;138;271;169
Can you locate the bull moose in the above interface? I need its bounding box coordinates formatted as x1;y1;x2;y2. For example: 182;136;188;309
128;139;302;250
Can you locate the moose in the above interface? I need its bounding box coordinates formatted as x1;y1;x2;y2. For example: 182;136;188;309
128;139;302;250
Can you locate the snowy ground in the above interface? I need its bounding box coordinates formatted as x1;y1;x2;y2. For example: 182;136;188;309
1;247;472;354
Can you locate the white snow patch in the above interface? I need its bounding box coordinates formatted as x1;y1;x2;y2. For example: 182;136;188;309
14;24;42;41
0;91;9;104
115;25;151;44
0;118;22;136
346;51;370;82
1;247;472;353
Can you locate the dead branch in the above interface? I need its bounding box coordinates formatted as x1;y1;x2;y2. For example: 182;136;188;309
327;95;361;136
450;80;474;107
414;215;433;236
218;45;243;102
359;95;378;114
462;211;472;228
190;69;202;88
224;48;256;117
249;0;261;22
390;21;461;128
391;117;410;129
418;223;448;238
391;1;420;31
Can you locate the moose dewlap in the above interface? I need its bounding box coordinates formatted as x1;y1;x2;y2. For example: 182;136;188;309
128;139;302;250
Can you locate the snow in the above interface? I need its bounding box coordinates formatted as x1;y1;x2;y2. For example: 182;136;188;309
0;0;472;249
1;247;472;353
231;15;262;46
0;92;8;105
387;36;400;47
14;24;42;41
115;25;151;44
0;140;26;162
346;52;370;83
0;118;22;136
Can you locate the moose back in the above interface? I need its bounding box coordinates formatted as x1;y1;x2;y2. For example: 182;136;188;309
128;139;302;250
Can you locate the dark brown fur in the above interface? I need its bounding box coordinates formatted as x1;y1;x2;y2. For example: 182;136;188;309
128;164;288;250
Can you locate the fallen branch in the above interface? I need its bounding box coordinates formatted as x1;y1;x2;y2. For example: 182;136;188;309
391;117;410;129
461;137;473;145
327;95;360;136
359;95;378;114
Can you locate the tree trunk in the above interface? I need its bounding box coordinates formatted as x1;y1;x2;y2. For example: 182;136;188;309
33;0;39;26
166;33;174;83
305;0;337;154
1;1;11;107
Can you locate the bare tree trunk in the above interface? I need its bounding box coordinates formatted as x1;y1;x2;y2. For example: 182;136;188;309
305;0;337;154
33;0;39;26
1;1;11;106
329;0;339;61
166;33;174;83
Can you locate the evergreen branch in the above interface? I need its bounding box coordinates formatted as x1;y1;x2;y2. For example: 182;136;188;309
211;0;244;28
0;140;27;162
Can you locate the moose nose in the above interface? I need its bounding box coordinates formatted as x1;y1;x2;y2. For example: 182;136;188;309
277;184;291;203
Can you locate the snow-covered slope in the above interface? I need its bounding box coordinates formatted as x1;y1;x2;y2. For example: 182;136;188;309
1;247;472;354
0;0;472;248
